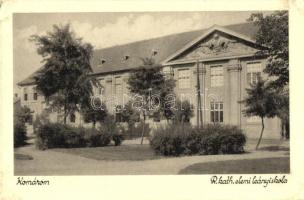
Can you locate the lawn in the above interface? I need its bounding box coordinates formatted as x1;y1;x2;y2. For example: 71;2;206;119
14;153;34;160
179;157;290;174
53;144;162;161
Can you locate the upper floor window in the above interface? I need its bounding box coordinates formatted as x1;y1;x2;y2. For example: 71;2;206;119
210;65;223;87
210;101;223;123
115;77;123;95
23;88;28;101
247;62;262;85
163;66;174;77
33;93;38;100
178;69;190;89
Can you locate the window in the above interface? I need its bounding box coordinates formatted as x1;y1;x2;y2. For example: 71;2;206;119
70;113;76;123
178;69;190;89
247;62;262;85
115;77;123;95
115;105;123;122
97;79;105;95
33;93;38;100
210;102;223;123
23;88;28;101
210;65;223;87
163;66;173;77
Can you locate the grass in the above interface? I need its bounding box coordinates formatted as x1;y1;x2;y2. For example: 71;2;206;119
53;144;162;161
245;138;289;151
179;157;290;174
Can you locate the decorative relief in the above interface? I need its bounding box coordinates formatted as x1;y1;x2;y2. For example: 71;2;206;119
174;32;258;61
199;33;236;54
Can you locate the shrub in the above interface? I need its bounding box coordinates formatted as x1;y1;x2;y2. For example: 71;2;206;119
150;124;246;156
14;121;27;147
99;115;124;145
14;105;31;147
35;121;123;150
35;123;66;149
84;128;111;147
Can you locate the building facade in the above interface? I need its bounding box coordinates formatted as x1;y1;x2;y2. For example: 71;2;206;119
18;22;281;139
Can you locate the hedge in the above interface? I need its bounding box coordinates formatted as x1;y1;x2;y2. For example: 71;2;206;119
35;123;123;150
14;121;27;147
149;124;246;156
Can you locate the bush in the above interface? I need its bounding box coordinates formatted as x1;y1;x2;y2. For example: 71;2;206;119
14;105;31;147
35;122;123;150
122;121;151;139
150;124;246;156
84;128;111;147
14;121;27;147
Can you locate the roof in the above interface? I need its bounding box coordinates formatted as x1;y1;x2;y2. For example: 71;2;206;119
18;22;259;86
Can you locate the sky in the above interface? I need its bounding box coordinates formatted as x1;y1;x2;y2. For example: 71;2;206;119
13;11;270;91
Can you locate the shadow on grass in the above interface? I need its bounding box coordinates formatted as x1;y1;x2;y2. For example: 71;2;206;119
15;153;34;160
179;157;290;174
53;144;163;161
258;146;290;152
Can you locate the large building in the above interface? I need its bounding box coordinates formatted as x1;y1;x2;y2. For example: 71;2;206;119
17;22;281;139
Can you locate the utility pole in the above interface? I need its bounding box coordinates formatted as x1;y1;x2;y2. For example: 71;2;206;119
196;60;203;128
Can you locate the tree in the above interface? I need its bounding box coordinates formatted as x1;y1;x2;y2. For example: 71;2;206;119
173;100;194;124
241;78;277;149
248;11;289;138
274;89;289;139
31;24;96;124
128;57;175;144
82;98;108;128
14;105;31;124
248;11;288;88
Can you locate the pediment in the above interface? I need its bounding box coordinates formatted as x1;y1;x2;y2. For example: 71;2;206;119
165;29;263;63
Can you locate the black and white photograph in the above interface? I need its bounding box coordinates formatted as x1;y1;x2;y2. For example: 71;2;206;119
12;11;290;175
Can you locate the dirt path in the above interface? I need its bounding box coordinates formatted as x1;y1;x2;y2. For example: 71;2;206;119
14;144;289;175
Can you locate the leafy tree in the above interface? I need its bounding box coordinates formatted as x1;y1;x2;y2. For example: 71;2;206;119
248;11;289;138
31;24;96;124
240;78;277;149
82;98;108;128
14;105;31;124
274;89;289;139
248;11;288;88
120;101;140;128
173;100;194;124
128;57;175;144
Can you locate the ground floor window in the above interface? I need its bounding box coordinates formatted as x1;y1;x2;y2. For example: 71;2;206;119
115;105;123;122
210;101;223;123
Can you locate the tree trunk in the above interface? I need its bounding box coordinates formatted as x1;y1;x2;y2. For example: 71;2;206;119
256;117;265;150
63;97;67;125
140;110;145;145
92;121;96;129
140;121;145;145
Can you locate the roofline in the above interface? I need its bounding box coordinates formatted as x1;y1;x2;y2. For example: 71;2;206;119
162;53;266;66
161;25;258;65
17;82;36;87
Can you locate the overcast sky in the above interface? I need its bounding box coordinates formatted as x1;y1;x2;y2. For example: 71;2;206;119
13;11;270;91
